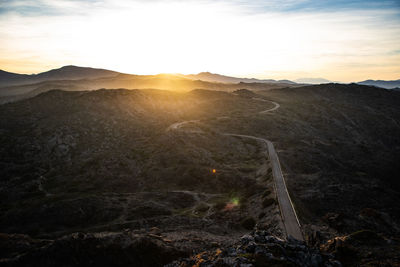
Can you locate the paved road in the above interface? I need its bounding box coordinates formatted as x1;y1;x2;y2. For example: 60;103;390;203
167;97;303;241
224;133;303;241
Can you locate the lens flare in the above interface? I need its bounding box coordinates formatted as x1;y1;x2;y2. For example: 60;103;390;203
231;197;239;206
224;197;239;211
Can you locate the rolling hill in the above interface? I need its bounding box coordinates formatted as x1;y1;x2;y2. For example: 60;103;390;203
183;72;295;84
0;84;399;265
0;67;299;104
0;65;120;87
357;79;400;89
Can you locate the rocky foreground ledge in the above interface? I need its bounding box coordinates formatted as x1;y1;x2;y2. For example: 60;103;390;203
167;230;341;267
0;229;343;267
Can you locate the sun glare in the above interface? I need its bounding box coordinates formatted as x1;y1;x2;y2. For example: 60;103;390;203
73;1;318;75
0;0;399;81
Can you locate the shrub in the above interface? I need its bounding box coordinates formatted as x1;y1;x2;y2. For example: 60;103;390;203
241;217;256;230
262;189;271;198
347;229;383;245
195;202;209;213
262;198;276;208
213;200;227;210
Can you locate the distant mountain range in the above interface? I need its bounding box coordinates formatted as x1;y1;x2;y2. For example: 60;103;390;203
0;66;119;87
293;77;400;89
0;66;302;104
357;79;400;89
181;72;296;84
0;67;297;88
294;78;332;84
1;65;399;92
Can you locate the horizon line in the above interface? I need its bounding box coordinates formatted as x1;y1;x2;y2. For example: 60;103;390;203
2;64;399;84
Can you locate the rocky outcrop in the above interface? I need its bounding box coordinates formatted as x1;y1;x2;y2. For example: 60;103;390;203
167;230;341;267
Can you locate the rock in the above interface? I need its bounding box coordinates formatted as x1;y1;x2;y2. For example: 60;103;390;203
168;229;341;266
310;253;323;266
241;217;256;230
226;247;237;257
244;242;257;253
321;212;344;230
287;235;305;245
240;235;255;245
304;226;323;248
149;227;161;235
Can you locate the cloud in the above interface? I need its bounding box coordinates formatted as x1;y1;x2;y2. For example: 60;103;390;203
2;0;399;15
0;0;105;16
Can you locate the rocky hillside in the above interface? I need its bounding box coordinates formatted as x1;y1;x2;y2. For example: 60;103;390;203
206;84;400;265
215;84;400;230
1;84;399;266
0;89;293;266
1;230;341;267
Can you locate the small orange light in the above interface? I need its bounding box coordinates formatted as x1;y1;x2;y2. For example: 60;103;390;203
212;169;216;174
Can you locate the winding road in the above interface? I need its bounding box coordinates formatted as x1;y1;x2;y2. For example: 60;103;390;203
167;96;303;241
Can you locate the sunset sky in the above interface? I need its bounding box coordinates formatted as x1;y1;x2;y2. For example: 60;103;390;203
0;0;399;82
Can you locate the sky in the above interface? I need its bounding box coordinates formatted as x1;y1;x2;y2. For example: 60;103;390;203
0;0;399;82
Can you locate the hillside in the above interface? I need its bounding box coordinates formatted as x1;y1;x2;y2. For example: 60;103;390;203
0;66;119;87
357;79;400;89
0;89;281;237
0;84;399;265
0;72;298;104
183;72;295;84
0;66;299;103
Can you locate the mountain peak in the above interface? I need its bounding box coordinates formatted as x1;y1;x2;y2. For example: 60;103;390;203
59;65;80;69
0;65;120;87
